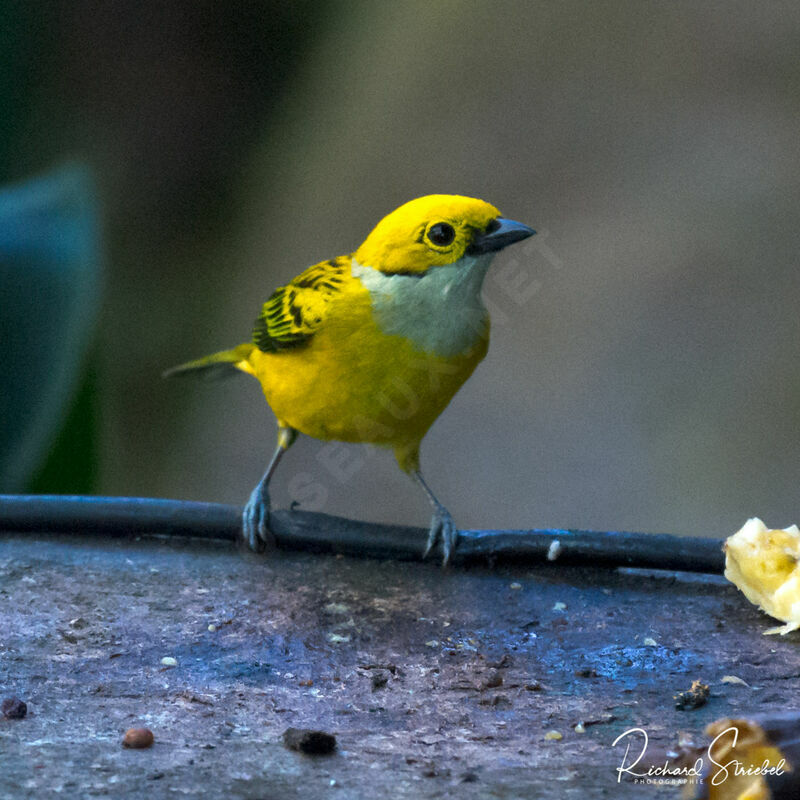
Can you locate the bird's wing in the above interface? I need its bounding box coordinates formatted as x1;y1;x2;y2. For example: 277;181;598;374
252;255;350;352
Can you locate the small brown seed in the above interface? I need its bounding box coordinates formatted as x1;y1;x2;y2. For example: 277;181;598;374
371;671;389;690
1;697;27;719
482;670;503;689
282;727;336;755
123;728;154;749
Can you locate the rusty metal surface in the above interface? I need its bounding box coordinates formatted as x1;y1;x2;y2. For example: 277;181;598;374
1;533;799;798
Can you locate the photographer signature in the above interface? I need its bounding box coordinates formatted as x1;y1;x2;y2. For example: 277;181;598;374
612;726;787;785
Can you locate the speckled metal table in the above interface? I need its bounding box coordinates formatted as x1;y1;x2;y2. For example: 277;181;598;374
1;532;797;798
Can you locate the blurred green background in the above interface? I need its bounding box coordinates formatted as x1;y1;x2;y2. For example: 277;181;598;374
3;0;800;538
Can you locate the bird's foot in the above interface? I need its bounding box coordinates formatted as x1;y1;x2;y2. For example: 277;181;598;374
423;505;459;566
242;481;275;552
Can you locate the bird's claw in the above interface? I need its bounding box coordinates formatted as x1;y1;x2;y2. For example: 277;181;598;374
423;506;459;566
242;482;275;552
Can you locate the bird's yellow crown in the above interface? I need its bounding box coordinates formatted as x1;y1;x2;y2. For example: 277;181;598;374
355;194;501;274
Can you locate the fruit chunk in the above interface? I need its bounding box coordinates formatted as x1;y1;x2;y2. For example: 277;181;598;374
724;518;800;635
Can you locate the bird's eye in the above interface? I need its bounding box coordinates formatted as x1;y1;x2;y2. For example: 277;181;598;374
427;222;456;247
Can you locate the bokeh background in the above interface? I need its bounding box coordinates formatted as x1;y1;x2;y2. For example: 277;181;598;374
3;0;800;539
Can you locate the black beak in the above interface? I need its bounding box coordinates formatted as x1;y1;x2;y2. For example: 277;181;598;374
468;217;536;255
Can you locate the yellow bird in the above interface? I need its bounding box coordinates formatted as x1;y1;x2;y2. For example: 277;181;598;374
165;195;534;564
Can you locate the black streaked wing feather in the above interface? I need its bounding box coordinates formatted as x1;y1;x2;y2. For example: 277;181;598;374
253;255;350;352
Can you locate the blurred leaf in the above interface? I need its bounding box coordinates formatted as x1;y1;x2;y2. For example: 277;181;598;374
27;353;98;494
0;163;102;490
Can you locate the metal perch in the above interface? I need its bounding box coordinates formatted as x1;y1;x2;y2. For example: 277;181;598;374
0;494;725;574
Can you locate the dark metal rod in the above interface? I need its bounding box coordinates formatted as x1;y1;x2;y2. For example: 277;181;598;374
0;494;726;574
0;494;242;540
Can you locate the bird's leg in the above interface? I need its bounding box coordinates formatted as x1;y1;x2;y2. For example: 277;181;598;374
413;470;458;566
242;426;297;552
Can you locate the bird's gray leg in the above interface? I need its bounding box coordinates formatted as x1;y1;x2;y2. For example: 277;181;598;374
413;470;458;566
242;426;297;551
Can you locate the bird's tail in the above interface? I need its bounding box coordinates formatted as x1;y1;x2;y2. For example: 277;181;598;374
162;343;255;380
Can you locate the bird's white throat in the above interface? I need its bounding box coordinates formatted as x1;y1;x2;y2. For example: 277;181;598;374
351;254;494;357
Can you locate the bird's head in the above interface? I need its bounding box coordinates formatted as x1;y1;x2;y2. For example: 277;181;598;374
354;194;535;275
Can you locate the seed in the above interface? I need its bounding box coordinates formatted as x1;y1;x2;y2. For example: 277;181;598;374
123;728;154;749
282;727;336;755
1;697;27;719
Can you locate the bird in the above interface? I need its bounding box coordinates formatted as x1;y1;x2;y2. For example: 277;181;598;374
165;194;535;564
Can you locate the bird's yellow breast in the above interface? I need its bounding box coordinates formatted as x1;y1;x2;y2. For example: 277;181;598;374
242;257;489;466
